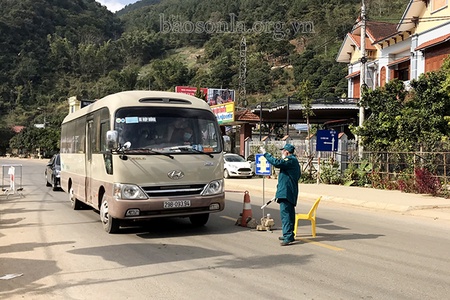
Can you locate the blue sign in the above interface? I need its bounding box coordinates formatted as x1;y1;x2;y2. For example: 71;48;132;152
316;130;338;152
255;154;272;176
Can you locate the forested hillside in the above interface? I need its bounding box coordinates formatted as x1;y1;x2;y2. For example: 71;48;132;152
0;0;406;154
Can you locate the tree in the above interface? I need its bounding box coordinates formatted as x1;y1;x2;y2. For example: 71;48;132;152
407;71;450;151
356;73;450;152
355;79;406;151
149;59;192;91
209;50;236;88
297;79;314;155
110;66;140;91
194;87;207;101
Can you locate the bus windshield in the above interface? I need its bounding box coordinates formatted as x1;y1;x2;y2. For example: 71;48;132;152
115;107;222;153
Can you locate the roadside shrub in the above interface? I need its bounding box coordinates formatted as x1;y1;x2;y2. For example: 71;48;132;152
414;168;441;196
320;159;341;184
397;172;416;193
369;171;398;190
342;160;372;186
300;169;316;183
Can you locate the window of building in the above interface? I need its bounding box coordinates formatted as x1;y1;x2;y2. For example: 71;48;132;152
389;60;410;82
432;0;447;12
397;61;410;81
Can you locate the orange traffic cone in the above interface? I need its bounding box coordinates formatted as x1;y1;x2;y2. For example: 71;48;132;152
240;191;253;227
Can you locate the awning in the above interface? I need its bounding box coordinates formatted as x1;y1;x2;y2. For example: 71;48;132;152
415;33;450;51
345;70;360;79
235;109;260;122
387;56;410;67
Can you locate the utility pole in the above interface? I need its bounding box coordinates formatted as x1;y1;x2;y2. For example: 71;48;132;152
359;0;366;158
286;97;290;137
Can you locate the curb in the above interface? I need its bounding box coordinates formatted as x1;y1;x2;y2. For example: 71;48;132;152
225;180;450;221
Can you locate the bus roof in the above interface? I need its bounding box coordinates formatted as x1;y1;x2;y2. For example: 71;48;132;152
62;90;211;124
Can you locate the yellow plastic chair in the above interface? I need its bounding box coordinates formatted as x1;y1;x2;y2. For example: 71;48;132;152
293;196;322;238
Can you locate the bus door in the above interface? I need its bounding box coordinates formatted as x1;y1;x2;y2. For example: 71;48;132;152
85;119;94;205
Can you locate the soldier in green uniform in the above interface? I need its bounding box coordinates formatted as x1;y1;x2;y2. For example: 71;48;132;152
260;144;301;246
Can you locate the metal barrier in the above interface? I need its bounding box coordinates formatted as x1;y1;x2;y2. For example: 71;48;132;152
1;164;24;199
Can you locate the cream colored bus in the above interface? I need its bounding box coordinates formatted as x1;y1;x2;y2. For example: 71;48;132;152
60;91;225;233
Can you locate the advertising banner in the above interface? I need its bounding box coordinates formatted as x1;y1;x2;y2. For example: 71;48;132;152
207;88;235;106
175;86;236;125
210;102;235;124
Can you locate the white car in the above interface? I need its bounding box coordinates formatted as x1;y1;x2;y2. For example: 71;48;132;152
223;153;253;179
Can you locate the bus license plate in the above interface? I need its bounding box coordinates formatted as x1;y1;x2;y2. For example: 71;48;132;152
164;200;191;208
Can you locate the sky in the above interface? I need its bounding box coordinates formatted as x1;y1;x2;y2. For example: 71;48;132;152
96;0;140;13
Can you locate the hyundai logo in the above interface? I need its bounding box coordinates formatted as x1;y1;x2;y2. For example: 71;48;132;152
168;170;184;180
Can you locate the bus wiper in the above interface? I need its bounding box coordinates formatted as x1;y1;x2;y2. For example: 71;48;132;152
131;148;174;159
170;146;214;158
189;147;214;158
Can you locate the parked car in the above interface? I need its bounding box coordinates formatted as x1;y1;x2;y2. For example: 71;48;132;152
223;153;253;178
246;154;256;175
45;153;61;191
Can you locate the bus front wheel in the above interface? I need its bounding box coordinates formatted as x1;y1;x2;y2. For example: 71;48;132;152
100;197;120;234
189;213;209;226
69;187;83;210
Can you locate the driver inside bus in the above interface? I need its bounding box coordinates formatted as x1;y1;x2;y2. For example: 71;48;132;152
169;118;194;144
119;125;138;147
137;127;156;148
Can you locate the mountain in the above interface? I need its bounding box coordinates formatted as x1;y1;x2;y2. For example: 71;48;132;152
116;0;162;16
115;0;406;101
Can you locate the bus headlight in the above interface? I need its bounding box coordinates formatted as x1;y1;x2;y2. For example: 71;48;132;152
114;183;148;200
201;179;224;196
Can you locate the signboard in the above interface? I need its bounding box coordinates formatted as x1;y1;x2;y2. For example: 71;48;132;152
211;102;235;124
175;86;208;99
255;153;272;176
316;130;338;152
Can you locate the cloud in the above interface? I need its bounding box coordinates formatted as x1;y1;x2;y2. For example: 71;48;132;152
97;0;128;12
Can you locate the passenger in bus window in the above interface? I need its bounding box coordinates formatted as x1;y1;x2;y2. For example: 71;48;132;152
182;127;194;144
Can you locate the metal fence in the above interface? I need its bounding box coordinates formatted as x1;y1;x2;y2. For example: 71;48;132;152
358;151;450;186
247;139;450;185
1;164;24;199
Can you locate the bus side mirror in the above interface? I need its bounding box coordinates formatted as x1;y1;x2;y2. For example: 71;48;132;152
106;130;118;150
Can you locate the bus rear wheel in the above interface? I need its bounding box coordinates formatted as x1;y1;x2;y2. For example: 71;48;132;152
100;196;120;234
189;213;209;226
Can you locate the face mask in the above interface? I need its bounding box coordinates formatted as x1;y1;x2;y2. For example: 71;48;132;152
282;154;286;159
184;132;192;141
